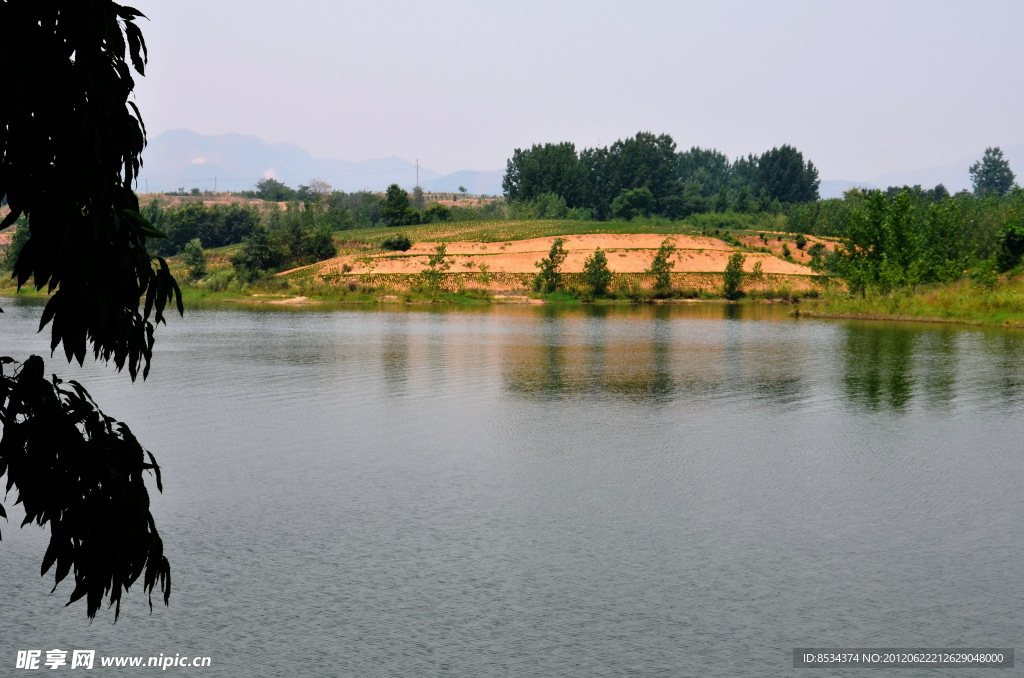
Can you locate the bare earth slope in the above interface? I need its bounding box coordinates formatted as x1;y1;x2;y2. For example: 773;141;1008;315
297;234;817;278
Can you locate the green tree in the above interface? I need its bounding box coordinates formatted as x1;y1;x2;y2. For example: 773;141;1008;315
603;132;681;216
182;238;207;280
423;203;452;222
676;146;732;197
611;187;655;220
582;247;613;297
502;142;587;207
995;221;1024;271
723;252;745;300
255;177;298;202
533;238;568;293
970;147;1016;197
757;145;820;203
647;238;676;294
0;0;174;619
231;224;286;274
419;243;452;296
380;184;413;226
302;226;336;263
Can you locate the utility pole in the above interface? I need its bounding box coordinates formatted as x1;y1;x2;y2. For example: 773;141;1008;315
416;159;419;189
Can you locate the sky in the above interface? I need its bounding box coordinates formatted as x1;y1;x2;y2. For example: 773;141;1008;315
131;0;1024;181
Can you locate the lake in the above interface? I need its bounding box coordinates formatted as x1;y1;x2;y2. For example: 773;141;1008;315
0;299;1021;676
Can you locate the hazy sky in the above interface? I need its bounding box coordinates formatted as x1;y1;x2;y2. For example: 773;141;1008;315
131;0;1024;180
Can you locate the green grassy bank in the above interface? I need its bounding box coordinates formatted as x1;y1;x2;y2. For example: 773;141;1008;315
800;277;1024;327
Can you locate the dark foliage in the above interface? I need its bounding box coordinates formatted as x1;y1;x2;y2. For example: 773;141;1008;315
0;1;176;619
0;1;182;381
0;357;170;619
381;234;413;251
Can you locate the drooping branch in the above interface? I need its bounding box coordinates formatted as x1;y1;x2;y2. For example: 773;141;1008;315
0;356;170;619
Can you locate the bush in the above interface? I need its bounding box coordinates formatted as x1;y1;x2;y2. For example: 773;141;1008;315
419;243;451;296
181;238;206;280
995;221;1024;272
533;238;567;293
582;247;612;297
723;252;745;300
381;233;412;251
647;237;676;295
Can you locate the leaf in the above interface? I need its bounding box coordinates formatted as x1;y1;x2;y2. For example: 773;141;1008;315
0;209;20;231
123;209;165;238
146;450;162;492
124;21;147;75
41;536;60;575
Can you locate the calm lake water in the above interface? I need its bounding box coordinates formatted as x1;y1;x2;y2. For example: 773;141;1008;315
0;299;1021;677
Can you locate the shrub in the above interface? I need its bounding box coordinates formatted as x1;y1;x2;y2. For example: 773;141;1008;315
533;238;567;293
807;242;826;271
995;221;1024;272
795;233;808;250
419;243;452;296
723;252;745;300
381;233;412;251
647;237;676;295
476;263;491;286
582;247;612;297
181;238;207;280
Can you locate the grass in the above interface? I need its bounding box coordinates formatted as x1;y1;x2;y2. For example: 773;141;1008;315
800;276;1024;327
336;213;789;248
0;213;817;308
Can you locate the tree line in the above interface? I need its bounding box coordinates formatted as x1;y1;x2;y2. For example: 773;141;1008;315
502;132;820;220
785;146;1022;295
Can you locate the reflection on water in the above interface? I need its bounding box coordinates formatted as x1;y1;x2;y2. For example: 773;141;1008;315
841;323;918;411
837;319;1024;413
1;298;1022;678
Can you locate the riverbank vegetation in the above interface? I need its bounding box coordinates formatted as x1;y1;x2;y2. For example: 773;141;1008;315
2;138;1022;323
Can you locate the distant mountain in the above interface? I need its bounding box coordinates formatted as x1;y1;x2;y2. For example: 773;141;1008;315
867;144;1024;194
139;130;1024;202
422;170;505;196
138;129;504;195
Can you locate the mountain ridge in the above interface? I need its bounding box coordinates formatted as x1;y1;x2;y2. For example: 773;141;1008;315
140;130;1024;200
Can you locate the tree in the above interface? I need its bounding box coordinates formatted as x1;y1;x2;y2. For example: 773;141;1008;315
255;177;298;202
995;221;1024;272
380;184;414;227
0;1;175;618
603;132;681;215
757;145;820;203
723;252;745;300
502;142;587;207
533;238;568;293
611;187;655;220
970;147;1016;197
582;247;612;297
306;178;333;203
182;238;207;280
231;224;286;274
676;146;732;197
647;238;677;294
419;243;452;296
